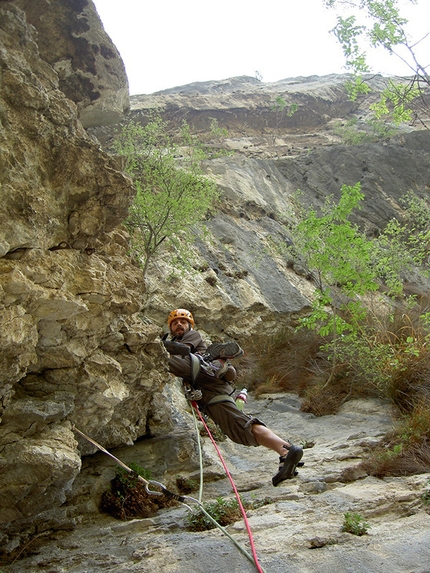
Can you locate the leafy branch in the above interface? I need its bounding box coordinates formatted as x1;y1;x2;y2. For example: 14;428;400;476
115;114;219;277
325;0;429;124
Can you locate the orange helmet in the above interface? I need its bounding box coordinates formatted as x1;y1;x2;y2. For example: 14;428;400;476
167;308;195;329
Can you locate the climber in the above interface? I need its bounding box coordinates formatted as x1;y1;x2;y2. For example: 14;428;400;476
163;308;303;486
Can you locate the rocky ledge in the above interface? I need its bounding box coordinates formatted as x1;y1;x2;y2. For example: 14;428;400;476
3;392;429;573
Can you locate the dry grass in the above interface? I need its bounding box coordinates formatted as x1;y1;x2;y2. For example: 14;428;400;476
245;327;325;396
387;352;430;413
245;308;430;476
244;327;374;415
365;442;430;477
362;403;430;477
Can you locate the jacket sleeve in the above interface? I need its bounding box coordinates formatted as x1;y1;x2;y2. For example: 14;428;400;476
180;329;207;354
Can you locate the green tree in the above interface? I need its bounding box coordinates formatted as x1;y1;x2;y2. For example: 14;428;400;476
290;184;429;387
371;192;430;294
291;184;379;377
271;96;298;144
115;115;219;277
324;0;428;124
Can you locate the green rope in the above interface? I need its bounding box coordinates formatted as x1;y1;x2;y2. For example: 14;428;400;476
190;401;204;503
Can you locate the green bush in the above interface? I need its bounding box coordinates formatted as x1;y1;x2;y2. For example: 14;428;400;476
186;496;273;531
115;114;219;277
421;480;430;505
100;463;177;520
342;512;370;536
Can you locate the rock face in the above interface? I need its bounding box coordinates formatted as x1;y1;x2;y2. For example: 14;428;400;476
131;131;430;340
4;393;430;573
1;0;430;563
126;82;430;337
13;0;130;127
129;73;421;155
0;1;167;553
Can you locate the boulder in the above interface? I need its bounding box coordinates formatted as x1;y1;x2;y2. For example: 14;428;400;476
12;0;130;127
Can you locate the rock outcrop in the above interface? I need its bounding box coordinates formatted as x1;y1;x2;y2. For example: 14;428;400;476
13;0;130;127
0;1;166;553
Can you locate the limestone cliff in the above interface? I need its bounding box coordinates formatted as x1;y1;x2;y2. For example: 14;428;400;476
12;0;130;127
1;0;429;559
0;1;167;553
121;76;430;336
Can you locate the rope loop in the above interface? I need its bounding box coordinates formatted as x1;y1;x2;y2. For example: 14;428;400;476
145;480;186;502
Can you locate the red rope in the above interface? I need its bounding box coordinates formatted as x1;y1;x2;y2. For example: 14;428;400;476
191;401;265;573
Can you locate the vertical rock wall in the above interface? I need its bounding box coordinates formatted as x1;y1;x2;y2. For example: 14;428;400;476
0;2;170;553
12;0;130;127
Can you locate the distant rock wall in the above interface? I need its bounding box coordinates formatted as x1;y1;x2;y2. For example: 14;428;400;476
139;131;430;339
126;79;430;334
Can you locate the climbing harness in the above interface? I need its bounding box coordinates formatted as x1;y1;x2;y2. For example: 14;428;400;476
72;425;267;573
206;393;236;406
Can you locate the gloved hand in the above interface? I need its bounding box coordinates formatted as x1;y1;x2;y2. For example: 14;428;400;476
163;340;191;356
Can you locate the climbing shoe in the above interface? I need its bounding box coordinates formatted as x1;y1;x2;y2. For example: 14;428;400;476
205;341;244;361
163;340;191;356
272;444;303;486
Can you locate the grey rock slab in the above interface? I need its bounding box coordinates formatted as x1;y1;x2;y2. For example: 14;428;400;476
4;394;430;573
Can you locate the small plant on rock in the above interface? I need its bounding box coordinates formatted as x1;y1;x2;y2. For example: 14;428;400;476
342;511;370;536
100;463;177;520
186;496;243;531
176;476;199;495
186;496;273;531
421;480;430;506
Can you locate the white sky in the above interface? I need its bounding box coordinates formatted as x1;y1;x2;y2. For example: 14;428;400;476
92;0;429;95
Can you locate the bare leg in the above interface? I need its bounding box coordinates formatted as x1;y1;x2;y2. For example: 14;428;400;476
251;424;290;456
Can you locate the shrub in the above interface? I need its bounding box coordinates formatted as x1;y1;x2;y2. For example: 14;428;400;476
176;476;199;495
115;115;219;277
342;512;370;536
361;400;430;478
421;480;430;506
185;496;273;531
100;464;177;520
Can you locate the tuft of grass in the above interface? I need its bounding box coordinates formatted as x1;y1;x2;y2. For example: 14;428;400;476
360;398;430;478
186;497;243;531
421;480;430;506
341;512;370;536
247;328;323;397
118;462;152;484
176;476;199;494
185;496;273;531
